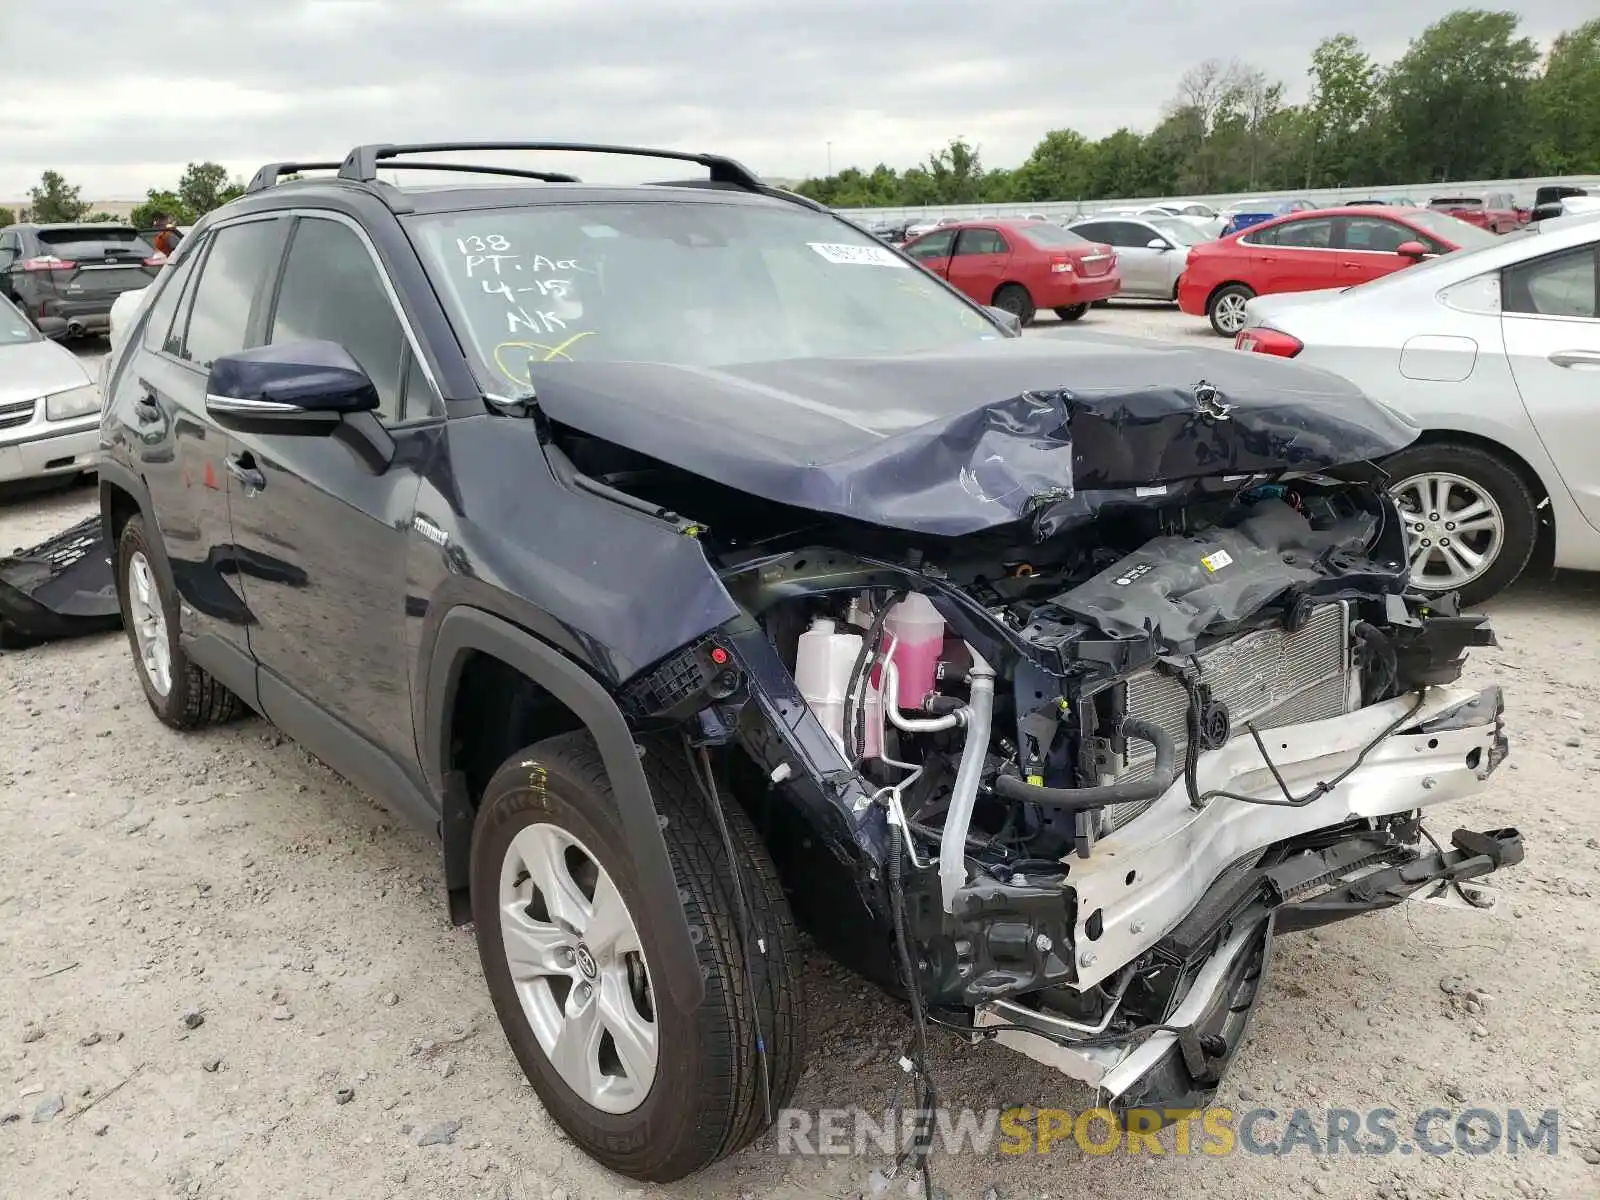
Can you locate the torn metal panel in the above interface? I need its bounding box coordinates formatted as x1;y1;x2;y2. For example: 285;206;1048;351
525;335;1419;538
0;515;121;647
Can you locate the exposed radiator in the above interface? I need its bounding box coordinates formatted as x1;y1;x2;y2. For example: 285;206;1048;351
1107;602;1353;829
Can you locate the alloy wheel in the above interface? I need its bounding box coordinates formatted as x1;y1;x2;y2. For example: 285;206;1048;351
498;823;657;1114
1212;292;1248;334
1391;471;1506;592
126;551;172;697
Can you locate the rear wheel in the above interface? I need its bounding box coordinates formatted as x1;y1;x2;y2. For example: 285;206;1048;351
1384;442;1537;606
1054;304;1089;322
470;732;805;1182
991;283;1035;326
114;516;245;729
1207;283;1254;336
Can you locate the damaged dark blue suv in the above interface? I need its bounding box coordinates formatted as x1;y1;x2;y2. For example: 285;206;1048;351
97;142;1521;1184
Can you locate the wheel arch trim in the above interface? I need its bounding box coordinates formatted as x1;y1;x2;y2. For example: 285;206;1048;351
425;605;705;1011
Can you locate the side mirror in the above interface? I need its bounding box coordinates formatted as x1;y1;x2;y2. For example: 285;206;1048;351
1395;240;1430;260
1146;237;1171;250
205;340;379;435
984;305;1023;336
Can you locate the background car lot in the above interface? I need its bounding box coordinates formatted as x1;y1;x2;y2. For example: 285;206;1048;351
3;322;1598;1200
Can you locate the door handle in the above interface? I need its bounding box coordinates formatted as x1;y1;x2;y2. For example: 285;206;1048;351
224;452;266;494
1548;349;1600;369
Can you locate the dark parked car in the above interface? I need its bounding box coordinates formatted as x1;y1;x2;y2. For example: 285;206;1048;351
96;142;1520;1185
0;223;166;339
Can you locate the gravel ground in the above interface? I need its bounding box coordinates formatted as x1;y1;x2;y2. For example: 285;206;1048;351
3;312;1598;1199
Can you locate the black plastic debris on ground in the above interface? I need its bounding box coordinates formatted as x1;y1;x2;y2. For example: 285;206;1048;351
0;515;122;648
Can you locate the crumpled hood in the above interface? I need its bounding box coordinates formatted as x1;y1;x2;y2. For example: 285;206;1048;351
527;333;1418;537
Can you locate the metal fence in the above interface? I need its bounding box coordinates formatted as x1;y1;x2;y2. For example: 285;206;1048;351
832;175;1600;224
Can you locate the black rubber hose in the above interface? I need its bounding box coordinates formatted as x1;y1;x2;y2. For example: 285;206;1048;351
992;718;1178;814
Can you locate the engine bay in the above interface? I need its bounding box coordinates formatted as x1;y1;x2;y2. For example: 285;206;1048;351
717;472;1477;887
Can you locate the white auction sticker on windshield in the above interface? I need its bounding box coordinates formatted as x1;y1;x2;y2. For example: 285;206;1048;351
807;242;909;268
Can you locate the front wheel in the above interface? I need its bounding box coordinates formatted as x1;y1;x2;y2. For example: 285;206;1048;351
991;283;1035;326
1384;442;1538;606
470;732;805;1182
1207;283;1255;336
1054;304;1089;322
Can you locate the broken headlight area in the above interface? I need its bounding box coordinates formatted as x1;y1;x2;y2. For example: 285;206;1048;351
617;466;1518;1117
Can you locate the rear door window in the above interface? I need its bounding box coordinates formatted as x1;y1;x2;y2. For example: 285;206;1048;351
178;219;284;368
139;240;209;355
1271;218;1336;249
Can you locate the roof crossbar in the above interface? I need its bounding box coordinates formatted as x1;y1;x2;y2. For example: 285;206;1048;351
339;141;765;191
244;161;343;194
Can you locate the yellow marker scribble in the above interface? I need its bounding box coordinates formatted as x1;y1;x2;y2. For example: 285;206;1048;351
492;331;597;386
526;761;550;808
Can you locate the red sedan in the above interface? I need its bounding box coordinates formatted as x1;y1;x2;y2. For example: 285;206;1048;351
901;219;1120;325
1177;205;1498;336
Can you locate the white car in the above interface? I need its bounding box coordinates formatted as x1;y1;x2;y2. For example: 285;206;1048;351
1234;215;1600;604
0;292;102;485
1065;214;1202;301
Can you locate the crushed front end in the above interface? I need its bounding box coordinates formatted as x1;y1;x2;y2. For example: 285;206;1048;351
567;348;1522;1126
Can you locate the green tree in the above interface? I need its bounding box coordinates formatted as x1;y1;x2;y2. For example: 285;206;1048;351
1381;9;1539;181
130;189;191;230
1530;19;1600;172
0;206;16;228
177;161;244;218
1303;35;1383;187
793;10;1600;209
920;138;987;205
27;170;90;222
86;211;121;223
1011;130;1096;202
1085;129;1152;199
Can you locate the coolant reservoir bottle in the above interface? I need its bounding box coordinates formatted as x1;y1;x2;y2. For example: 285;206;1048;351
884;593;946;709
795;618;869;755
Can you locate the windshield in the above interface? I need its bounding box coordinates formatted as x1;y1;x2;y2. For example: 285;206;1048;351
1429;197;1482;208
0;293;39;345
1406;210;1500;249
408;202;1002;389
1015;223;1092;249
1148;218;1203;245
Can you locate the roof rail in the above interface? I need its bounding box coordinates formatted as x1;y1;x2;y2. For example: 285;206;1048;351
245;161;343;194
339;141;766;191
365;161;580;184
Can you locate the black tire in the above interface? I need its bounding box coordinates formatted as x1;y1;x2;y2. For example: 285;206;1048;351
1382;441;1538;606
114;515;245;729
470;732;805;1182
991;283;1035;326
1207;282;1255;337
1054;304;1089;322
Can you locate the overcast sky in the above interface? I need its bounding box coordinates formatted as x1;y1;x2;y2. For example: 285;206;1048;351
1;0;1591;200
